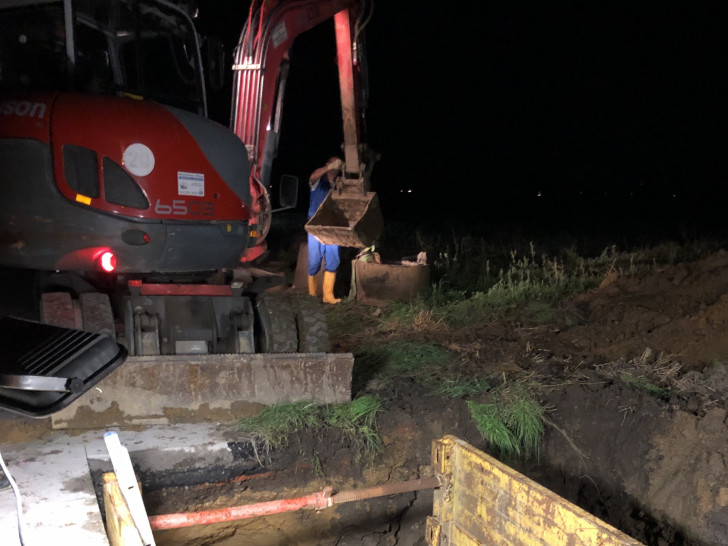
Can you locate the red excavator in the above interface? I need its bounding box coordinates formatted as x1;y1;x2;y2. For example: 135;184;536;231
0;0;382;417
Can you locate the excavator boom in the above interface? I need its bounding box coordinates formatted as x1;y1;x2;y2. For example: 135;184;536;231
232;0;383;250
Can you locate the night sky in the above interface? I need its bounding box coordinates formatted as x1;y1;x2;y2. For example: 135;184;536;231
198;1;727;240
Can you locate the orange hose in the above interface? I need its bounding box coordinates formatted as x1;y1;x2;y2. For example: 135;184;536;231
148;476;440;531
149;487;333;530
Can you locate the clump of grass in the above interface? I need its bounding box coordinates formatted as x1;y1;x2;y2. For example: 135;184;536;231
467;401;521;457
372;340;452;374
433;377;491;398
237;396;384;465
353;340;454;390
380;297;443;329
324;395;383;462
502;389;546;456
353;341;497;400
237;401;321;452
351;340;502;402
467;383;545;459
621;373;670;401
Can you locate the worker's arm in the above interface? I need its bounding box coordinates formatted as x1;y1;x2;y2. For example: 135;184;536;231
309;158;343;184
309;164;329;185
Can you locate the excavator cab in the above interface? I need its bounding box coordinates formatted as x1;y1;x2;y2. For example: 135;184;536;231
0;0;206;111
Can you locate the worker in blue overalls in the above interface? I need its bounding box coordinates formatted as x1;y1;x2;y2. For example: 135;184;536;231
307;157;344;303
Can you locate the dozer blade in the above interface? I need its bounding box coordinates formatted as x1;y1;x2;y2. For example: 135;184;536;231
305;191;383;248
50;352;354;429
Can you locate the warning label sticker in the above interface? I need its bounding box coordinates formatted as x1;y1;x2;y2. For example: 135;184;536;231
178;172;204;196
272;22;288;48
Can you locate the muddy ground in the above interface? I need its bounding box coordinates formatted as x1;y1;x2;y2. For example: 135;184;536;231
142;247;728;545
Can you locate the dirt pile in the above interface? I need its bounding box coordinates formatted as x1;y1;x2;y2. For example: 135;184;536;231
334;249;728;545
567;248;728;368
531;250;728;545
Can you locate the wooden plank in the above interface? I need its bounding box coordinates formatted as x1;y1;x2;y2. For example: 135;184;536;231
102;472;144;546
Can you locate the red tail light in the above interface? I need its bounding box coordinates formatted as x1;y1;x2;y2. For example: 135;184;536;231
99;251;117;273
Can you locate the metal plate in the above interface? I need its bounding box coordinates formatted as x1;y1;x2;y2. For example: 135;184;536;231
0;317;127;417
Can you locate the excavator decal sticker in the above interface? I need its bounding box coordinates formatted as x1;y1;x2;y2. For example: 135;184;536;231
122;143;155;177
271;22;288;48
177;172;205;197
153;199;214;216
0;100;47;119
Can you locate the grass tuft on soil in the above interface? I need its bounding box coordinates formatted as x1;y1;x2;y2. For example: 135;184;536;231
237;396;384;464
352;339;547;460
236;401;321;451
352;340;456;391
621;372;670;401
467;383;545;459
323;396;384;463
433;377;492;398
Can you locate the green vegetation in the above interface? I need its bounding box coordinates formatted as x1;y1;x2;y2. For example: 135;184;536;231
433;377;492;399
352;340;454;388
467;384;546;459
345;240;611;330
354;231;726;332
352;339;546;459
237;395;384;463
323;395;383;463
327;232;725;340
236;401;321;451
621;373;670;401
325;303;380;339
352;340;493;397
467;401;521;457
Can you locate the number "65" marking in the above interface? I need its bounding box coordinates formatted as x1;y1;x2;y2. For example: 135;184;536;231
154;199;214;216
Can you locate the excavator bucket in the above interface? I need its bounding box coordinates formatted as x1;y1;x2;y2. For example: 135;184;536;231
303;8;384;250
305;191;383;248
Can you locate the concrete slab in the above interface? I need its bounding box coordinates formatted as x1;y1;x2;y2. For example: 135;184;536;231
0;421;246;545
1;429;107;546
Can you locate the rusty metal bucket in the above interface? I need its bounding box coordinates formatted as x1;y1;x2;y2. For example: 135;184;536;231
354;260;430;305
305;191;383;248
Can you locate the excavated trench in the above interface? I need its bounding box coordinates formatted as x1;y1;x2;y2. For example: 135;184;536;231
87;373;722;546
90;441;689;545
90;438;438;546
